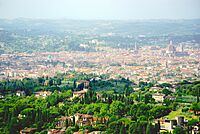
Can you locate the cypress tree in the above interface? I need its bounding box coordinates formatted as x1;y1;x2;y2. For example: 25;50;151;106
197;87;199;103
146;123;151;134
120;125;125;134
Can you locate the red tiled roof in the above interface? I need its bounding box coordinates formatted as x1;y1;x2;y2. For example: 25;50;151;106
20;128;37;133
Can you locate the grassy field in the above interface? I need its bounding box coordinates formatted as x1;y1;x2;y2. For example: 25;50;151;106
176;96;197;103
166;108;198;120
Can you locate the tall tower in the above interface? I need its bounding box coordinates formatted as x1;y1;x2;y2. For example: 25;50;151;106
167;40;176;57
170;40;173;45
165;60;169;73
134;42;138;51
180;44;184;52
165;60;168;68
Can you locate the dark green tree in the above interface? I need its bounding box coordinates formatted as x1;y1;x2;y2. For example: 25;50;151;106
173;127;186;134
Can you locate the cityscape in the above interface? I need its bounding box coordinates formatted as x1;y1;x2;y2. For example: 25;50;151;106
0;0;200;134
1;40;200;84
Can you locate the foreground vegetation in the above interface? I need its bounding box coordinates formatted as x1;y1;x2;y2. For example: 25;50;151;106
0;72;199;134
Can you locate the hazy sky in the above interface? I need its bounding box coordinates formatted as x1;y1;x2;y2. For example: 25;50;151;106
0;0;200;20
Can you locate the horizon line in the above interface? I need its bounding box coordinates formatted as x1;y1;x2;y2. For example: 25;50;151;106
0;17;200;21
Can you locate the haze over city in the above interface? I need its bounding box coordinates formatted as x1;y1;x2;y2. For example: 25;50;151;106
0;0;200;20
0;0;200;134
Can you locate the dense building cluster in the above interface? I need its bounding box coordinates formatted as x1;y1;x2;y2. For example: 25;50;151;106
0;42;199;85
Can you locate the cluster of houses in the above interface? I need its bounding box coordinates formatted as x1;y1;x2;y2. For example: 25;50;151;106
56;113;108;128
20;112;107;134
155;116;200;134
46;113;108;134
17;90;53;98
16;90;53;98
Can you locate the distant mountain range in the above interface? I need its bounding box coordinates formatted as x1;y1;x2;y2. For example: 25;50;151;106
0;19;200;53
